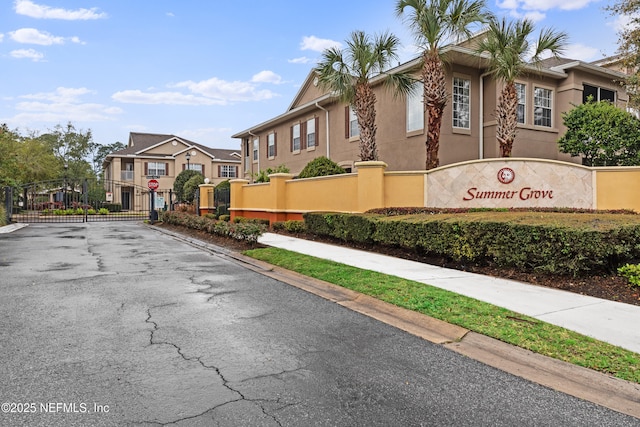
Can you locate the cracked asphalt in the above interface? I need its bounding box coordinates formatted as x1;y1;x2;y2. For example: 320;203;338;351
0;222;638;426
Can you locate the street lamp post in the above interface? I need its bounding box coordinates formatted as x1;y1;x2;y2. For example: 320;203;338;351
185;152;191;170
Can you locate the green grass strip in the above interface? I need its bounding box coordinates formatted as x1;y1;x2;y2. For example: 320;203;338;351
244;247;640;384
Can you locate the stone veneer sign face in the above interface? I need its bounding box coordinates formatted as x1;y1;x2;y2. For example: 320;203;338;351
425;160;594;209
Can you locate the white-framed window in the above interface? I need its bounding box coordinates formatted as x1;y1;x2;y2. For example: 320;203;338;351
453;77;470;129
291;124;301;151
534;87;552;127
147;162;166;176
267;132;276;158
349;106;360;138
306;118;316;148
220;165;237;178
252;137;259;161
406;81;424;132
583;84;615;103
516;83;526;124
187;163;203;174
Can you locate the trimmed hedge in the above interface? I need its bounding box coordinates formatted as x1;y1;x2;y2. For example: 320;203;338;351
161;211;266;243
303;211;640;276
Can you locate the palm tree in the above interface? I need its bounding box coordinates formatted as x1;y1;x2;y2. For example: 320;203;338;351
476;17;568;157
396;0;490;169
314;30;415;161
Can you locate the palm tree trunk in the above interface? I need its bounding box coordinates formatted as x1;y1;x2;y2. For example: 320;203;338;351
355;83;378;161
496;82;518;157
423;52;448;170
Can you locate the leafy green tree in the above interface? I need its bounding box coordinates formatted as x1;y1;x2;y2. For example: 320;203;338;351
183;174;205;203
314;30;415;161
558;98;640;166
174;169;203;202
297;156;346;178
91;141;126;177
607;1;640;109
476;17;567;157
396;0;490;169
37;122;95;184
0;125;21;187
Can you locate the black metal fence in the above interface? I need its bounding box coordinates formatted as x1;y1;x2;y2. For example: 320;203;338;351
5;178;152;223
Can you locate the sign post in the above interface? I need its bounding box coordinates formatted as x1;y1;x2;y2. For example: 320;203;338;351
148;179;160;224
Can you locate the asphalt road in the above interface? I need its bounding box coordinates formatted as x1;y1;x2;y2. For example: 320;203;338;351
0;222;638;426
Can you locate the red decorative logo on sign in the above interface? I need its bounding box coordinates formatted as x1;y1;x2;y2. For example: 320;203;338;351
497;168;515;184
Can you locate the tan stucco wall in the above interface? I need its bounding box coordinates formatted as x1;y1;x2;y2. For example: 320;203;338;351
230;160;640;225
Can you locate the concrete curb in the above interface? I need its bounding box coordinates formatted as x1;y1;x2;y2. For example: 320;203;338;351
0;223;29;234
148;225;640;419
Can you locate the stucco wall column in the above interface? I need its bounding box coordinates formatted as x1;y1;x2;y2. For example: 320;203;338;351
198;183;215;214
229;179;249;221
355;161;387;212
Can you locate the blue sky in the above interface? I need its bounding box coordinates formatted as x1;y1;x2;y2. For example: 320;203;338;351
0;0;630;150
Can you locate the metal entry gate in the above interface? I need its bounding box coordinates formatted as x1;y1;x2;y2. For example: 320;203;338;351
4;178;152;223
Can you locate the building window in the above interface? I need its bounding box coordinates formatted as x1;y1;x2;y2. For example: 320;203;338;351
220;165;237;178
187;163;203;174
516;83;526;124
453;77;470;129
349;106;360;138
534;87;552;127
267;132;276;158
306;118;316;148
244;139;250;172
147;162;166;176
252;137;259;161
583;84;615;103
406;81;424;132
291;124;301;151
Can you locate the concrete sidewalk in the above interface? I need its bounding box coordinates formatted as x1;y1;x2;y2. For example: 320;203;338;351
258;232;640;355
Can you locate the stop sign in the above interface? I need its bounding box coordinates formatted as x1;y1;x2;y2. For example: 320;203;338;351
147;179;159;190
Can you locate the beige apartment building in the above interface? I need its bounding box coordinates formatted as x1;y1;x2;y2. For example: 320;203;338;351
103;132;240;209
232;36;629;179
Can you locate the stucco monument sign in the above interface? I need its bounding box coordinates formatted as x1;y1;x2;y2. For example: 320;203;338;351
425;159;594;209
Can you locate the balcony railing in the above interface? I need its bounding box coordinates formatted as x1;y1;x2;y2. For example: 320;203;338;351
121;170;134;181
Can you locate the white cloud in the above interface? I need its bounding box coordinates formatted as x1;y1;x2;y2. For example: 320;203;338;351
288;56;313;64
10;28;63;45
173;77;278;103
300;35;341;52
563;43;601;61
10;48;44;61
14;0;107;20
112;90;220;105
22;87;94;103
7;87;122;125
9;28;82;46
0;34;4;43
251;70;283;84
497;0;599;21
166;12;175;17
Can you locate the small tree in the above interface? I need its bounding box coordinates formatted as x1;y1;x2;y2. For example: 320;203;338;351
254;165;290;183
297;156;346;178
183;174;205;204
174;170;203;202
558;98;640;166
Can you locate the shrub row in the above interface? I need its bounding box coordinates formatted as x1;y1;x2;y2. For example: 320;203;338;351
161;211;266;243
303;212;640;276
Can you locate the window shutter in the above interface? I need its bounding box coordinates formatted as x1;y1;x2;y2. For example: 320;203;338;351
315;116;320;147
274;132;277;156
144;162;148;175
165;163;169;176
202;164;205;176
344;106;350;139
235;166;238;177
301;121;307;150
290;126;293;152
182;164;185;171
218;165;221;177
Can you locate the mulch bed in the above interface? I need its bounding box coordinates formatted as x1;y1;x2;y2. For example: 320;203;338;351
156;223;640;307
